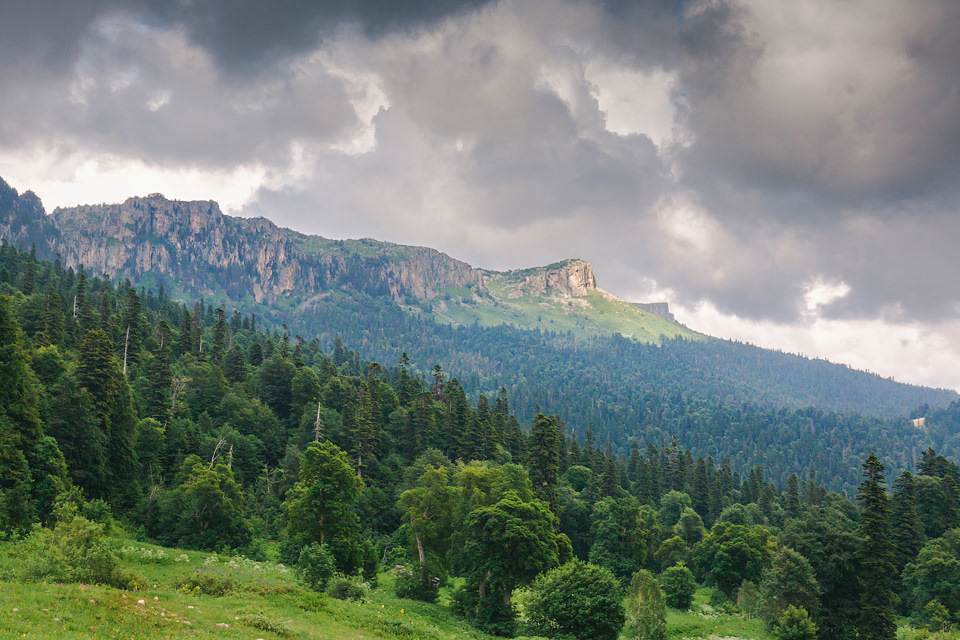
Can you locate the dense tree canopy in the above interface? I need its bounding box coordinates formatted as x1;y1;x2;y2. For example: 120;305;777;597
1;243;960;637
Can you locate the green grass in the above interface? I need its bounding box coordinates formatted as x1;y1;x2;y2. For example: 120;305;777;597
291;233;411;261
0;537;493;640
1;537;941;640
661;589;772;640
432;281;702;344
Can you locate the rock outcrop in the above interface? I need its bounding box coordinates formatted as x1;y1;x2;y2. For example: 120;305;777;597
50;195;342;302
512;259;597;298
633;302;675;322
374;246;485;301
0;178;59;251
1;184;486;304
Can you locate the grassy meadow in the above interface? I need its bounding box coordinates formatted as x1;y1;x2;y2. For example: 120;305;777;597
0;533;948;640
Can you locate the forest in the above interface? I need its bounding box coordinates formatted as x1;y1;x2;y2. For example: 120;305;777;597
3;240;960;640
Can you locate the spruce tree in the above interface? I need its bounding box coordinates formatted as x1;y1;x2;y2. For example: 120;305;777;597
211;307;226;366
692;457;709;518
890;471;924;573
527;413;561;508
77;328;141;505
856;453;897;640
786;474;801;519
0;295;44;529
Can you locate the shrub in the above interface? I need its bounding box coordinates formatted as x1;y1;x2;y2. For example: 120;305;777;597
327;576;366;601
177;570;235;596
239;612;294;638
708;587;736;613
916;599;952;632
297;543;334;592
524;560;625;640
16;504;130;588
395;560;444;603
772;606;818;640
659;563;696;610
294;591;327;613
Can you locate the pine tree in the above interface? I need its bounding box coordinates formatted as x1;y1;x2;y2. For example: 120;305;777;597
692;457;709;518
120;287;144;371
856;453;897;640
211;307;226;366
527;413;561;508
397;352;416;405
890;471;924;574
77;328;141;505
442;379;469;460
144;320;173;423
786;474;801;519
0;295;44;529
223;344;247;383
174;307;192;358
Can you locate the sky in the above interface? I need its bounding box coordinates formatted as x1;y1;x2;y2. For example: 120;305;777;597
1;0;959;390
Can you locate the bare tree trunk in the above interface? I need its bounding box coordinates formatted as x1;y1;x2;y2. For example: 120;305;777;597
416;532;425;563
123;325;130;375
314;402;323;441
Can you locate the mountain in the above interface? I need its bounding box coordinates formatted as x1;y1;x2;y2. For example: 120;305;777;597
7;182;696;344
43;191;484;305
1;177;957;427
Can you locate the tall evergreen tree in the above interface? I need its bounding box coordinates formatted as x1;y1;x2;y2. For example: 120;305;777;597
0;295;45;529
211;307;226;366
120;286;144;371
856;453;897;640
527;413;561;508
786;474;801;519
890;471;924;574
77;328;141;505
692;456;709;518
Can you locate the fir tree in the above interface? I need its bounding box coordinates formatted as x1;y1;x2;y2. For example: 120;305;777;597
890;471;924;574
211;307;226;366
856;453;897;640
692;456;709;518
527;413;561;507
77;328;141;505
0;295;44;529
786;474;801;519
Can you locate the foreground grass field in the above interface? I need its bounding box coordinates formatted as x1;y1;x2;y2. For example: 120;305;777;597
0;534;951;640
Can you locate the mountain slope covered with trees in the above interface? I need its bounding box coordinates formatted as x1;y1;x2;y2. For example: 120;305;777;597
2;242;960;640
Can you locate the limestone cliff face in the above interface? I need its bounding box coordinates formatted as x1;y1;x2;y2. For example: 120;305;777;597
50;195;341;302
31;193;486;303
515;259;597;297
377;247;485;300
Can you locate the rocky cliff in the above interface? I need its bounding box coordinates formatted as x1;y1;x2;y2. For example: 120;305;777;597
50;195;342;302
632;302;675;322
0;179;59;251
0;181;486;304
499;258;598;298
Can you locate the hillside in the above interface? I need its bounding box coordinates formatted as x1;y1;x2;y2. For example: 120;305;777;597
0;240;958;640
32;185;697;344
1;176;957;434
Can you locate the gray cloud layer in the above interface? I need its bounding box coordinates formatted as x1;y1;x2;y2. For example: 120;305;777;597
2;0;959;326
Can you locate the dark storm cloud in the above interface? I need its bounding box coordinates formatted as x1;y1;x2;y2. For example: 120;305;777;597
4;0;960;330
675;0;960;206
140;0;500;74
0;0;498;73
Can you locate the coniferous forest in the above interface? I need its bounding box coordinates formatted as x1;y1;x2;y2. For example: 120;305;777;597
4;241;960;640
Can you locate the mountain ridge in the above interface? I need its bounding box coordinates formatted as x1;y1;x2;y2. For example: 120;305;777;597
1;178;693;343
1;176;957;428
